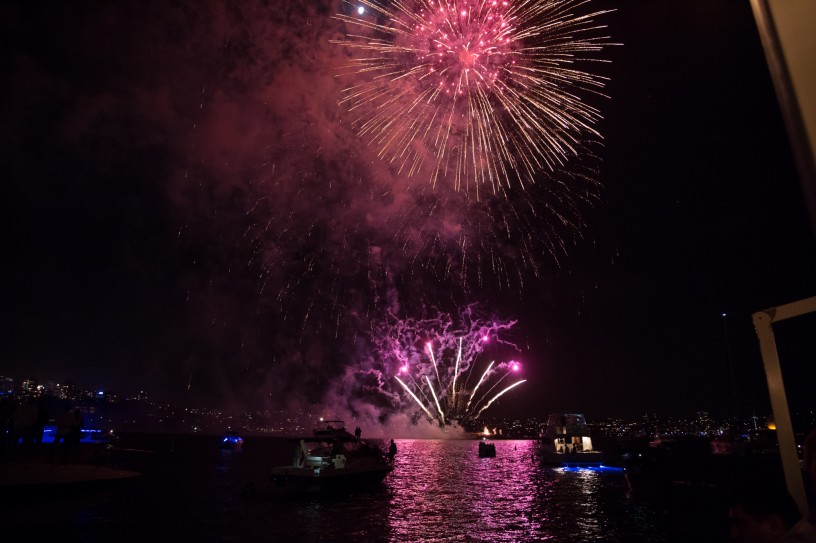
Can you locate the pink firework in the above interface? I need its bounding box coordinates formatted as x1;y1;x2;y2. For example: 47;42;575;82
334;0;614;197
417;0;515;96
370;306;526;426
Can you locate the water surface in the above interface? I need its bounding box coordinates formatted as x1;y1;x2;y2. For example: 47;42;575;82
15;435;734;542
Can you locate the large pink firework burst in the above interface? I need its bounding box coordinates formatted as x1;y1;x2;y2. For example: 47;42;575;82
334;0;614;198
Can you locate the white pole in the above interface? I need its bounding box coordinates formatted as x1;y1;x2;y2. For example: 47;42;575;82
752;295;816;517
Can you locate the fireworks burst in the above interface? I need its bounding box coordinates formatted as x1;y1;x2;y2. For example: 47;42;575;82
372;305;526;426
334;0;614;197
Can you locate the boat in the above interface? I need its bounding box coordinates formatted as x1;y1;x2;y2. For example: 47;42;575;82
41;424;110;444
0;460;141;527
478;440;496;457
710;429;746;455
537;413;604;467
220;430;244;450
649;427;678;449
245;421;393;498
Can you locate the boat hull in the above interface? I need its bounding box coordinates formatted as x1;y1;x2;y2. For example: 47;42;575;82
247;465;393;498
478;442;496;457
246;421;394;499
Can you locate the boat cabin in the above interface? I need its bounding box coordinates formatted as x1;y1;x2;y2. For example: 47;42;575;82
294;437;350;469
542;413;597;454
290;421;378;469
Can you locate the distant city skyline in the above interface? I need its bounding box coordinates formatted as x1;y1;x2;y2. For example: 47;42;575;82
7;373;814;442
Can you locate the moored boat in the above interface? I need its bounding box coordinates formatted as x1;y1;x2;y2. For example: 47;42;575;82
537;413;604;467
245;421;393;498
220;430;244;450
0;460;141;527
478;440;496;457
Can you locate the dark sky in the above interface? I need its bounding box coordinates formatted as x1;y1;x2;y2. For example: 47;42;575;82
2;0;814;422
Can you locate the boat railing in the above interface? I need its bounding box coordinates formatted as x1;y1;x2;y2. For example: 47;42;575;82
547;423;589;436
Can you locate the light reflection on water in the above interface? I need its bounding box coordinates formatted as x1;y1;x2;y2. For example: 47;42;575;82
59;435;726;542
386;439;623;543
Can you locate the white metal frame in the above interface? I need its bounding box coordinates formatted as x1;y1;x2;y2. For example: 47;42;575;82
752;295;816;516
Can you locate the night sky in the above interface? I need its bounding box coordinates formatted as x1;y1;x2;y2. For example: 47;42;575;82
2;0;815;422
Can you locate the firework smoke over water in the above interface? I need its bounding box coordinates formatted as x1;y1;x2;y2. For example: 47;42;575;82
334;0;614;197
363;305;526;427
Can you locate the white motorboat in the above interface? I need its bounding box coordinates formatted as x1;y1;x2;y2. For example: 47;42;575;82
246;421;393;498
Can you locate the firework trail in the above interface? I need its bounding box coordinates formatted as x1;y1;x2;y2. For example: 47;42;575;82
426;375;446;422
465;360;493;410
395;375;436;418
474;378;526;417
370;305;526;426
452;337;462;403
334;0;613;197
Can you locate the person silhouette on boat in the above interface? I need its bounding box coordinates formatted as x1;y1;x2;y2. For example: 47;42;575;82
34;398;49;450
11;396;38;458
387;439;397;462
51;407;83;462
68;408;84;445
354;426;361;441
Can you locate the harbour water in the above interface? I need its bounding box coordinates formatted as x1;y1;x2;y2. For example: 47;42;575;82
7;434;781;542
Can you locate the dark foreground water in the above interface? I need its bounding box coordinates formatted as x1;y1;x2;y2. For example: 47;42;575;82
5;434;787;542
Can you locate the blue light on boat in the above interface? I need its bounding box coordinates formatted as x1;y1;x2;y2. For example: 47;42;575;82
220;432;244;448
558;465;624;473
37;425;106;444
